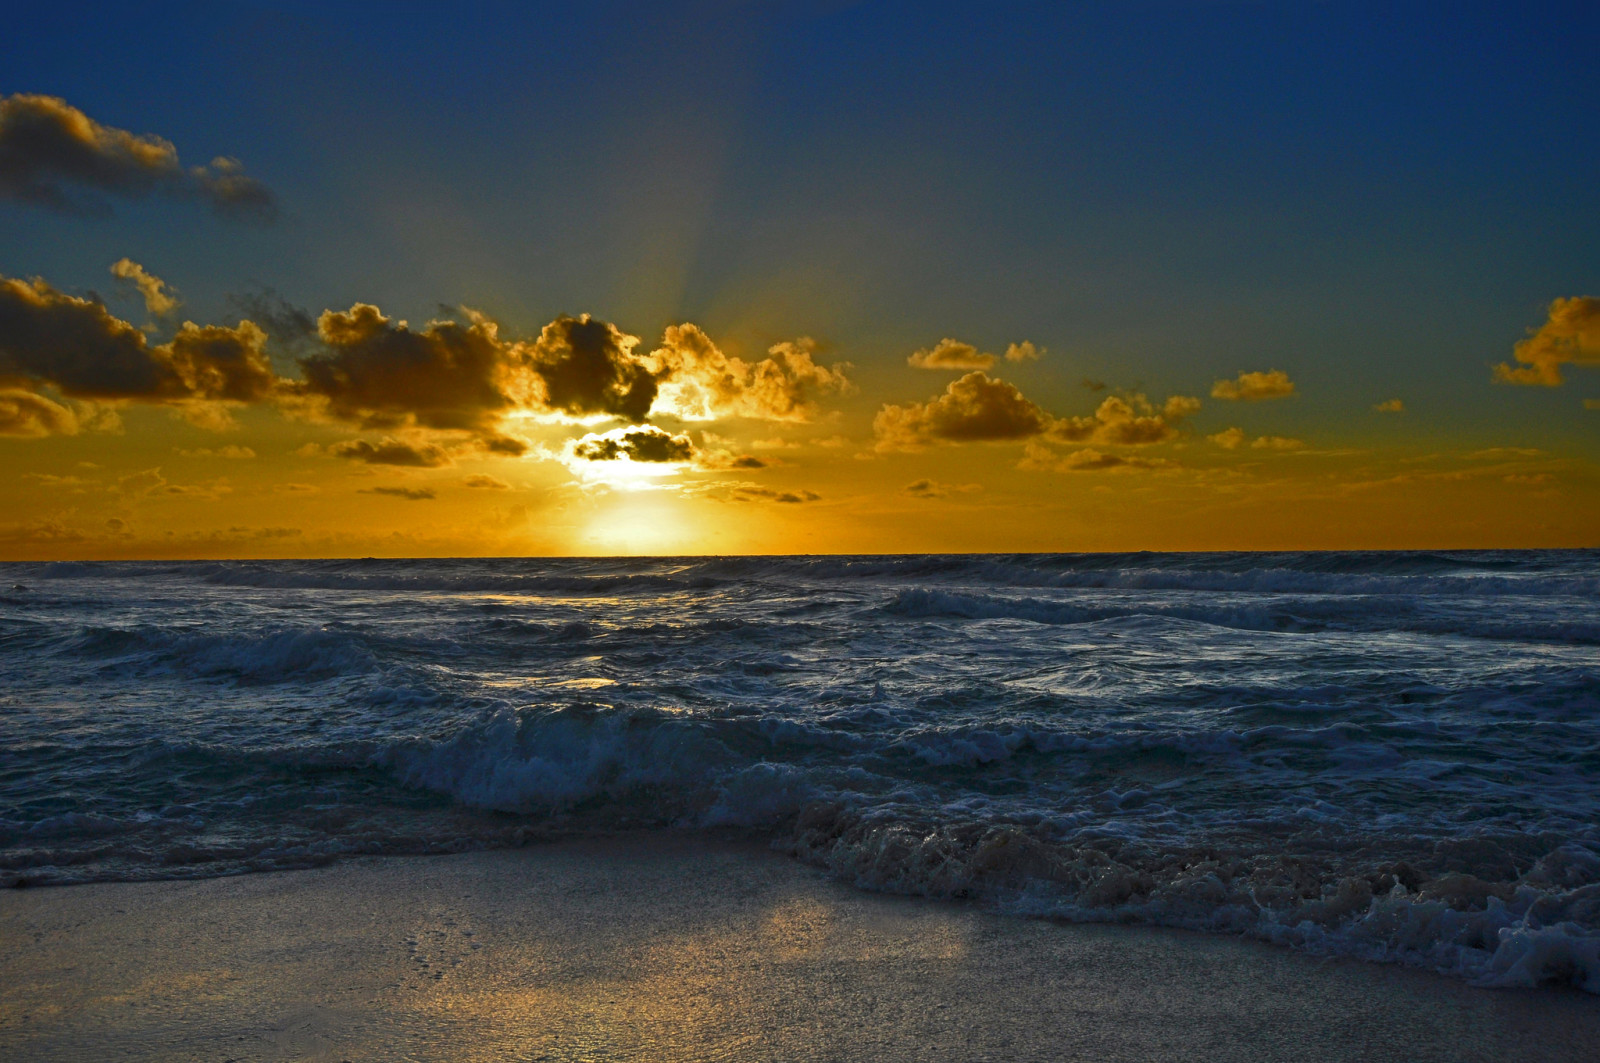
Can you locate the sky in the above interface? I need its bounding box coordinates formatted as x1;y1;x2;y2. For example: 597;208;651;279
1;0;1596;558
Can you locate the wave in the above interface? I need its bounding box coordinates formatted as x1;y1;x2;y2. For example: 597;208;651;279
883;587;1600;643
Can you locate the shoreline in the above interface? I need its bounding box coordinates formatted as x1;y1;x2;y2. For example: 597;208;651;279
3;834;1595;1062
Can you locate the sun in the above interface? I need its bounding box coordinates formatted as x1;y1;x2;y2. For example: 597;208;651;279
576;493;698;555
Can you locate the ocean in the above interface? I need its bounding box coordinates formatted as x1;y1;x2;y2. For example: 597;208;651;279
2;551;1597;991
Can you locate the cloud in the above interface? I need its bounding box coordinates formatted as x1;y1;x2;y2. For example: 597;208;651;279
1080;378;1107;391
328;437;454;467
0;94;276;221
907;338;993;370
0;387;78;437
1020;443;1167;472
1373;398;1404;413
464;474;510;489
727;485;821;503
903;478;981;498
570;424;695;463
1494;297;1600;387
360;486;436;500
295;304;519;433
1048;393;1199;446
874;371;1052;450
530;314;660;422
226;289;318;352
650;325;851;421
1208;426;1247;449
1586;399;1600;410
176;445;255;459
1208;426;1304;450
110;259;177;316
1211;369;1296;400
1005;341;1042;363
0;274;276;413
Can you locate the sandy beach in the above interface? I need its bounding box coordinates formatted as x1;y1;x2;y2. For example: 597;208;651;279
1;833;1594;1062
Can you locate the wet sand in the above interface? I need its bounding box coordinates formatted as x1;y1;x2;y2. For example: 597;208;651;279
1;833;1595;1062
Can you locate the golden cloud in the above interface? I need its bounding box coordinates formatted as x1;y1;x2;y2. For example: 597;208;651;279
650;325;850;421
1373;398;1404;413
0;387;77;437
328;437;455;467
1494;297;1600;387
874;371;1052;450
0;94;275;221
110;259;177;316
1048;393;1199;446
1004;341;1042;362
907;338;993;370
1020;442;1168;472
1211;369;1295;400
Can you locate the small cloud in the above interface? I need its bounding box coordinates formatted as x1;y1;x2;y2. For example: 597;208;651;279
907;338;994;371
1048;393;1199;447
1584;398;1600;410
464;474;510;489
750;437;799;450
1080;378;1107;391
1004;341;1043;363
176;445;255;459
1466;447;1542;460
0;387;79;438
1250;435;1304;450
903;478;982;498
1211;369;1295;401
728;486;820;504
812;435;848;448
1504;473;1552;485
110;259;178;316
1494;297;1600;387
329;437;454;467
1021;442;1167;472
1208;426;1247;449
274;482;317;493
1373;398;1404;413
360;486;436;500
570;425;695;463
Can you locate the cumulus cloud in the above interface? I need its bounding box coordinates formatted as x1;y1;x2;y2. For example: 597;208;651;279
1211;369;1295;400
1005;341;1042;363
0;94;276;221
328;437;454;467
360;486;436;500
1208;426;1303;450
1494;297;1600;387
907;338;993;370
874;371;1052;450
530;314;660;422
570;424;695;463
1373;398;1404;413
650;325;850;421
0;387;77;437
110;259;177;316
1048;393;1200;446
0;274;275;415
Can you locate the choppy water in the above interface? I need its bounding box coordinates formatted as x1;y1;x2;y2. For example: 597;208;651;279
2;552;1598;991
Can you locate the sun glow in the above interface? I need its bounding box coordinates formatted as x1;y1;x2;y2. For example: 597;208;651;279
577;494;698;555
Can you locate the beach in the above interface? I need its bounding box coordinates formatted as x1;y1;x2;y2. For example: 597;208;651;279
3;833;1596;1062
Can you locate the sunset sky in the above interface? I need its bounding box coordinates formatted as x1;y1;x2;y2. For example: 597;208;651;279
2;1;1596;558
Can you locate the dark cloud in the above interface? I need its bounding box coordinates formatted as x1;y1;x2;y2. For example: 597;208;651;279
571;425;695;463
0;94;276;221
226;288;318;353
1021;444;1168;472
328;437;454;467
0;274;274;408
296;304;512;432
1494;297;1600;387
360;486;436;500
874;371;1051;450
531;314;659;422
464;474;510;489
903;478;981;498
0;387;77;437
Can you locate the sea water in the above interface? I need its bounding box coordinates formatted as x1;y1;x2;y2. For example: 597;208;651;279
2;551;1597;990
